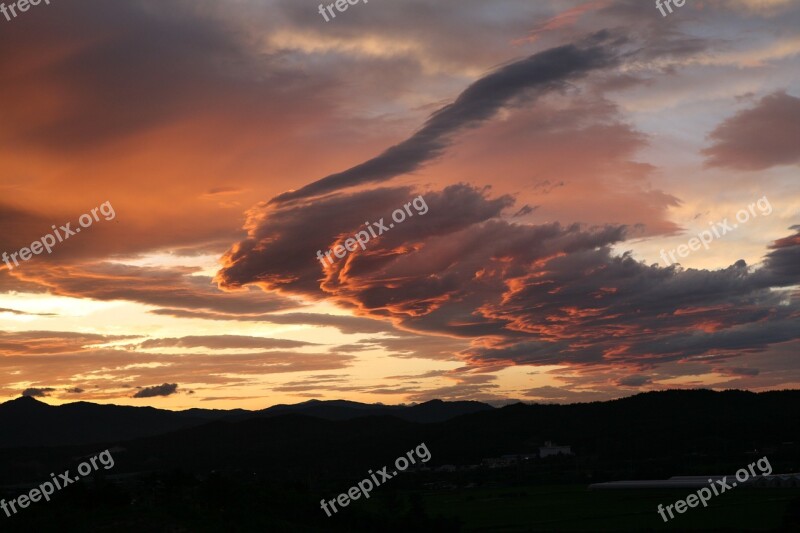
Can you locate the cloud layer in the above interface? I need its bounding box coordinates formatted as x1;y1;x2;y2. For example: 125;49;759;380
704;92;800;170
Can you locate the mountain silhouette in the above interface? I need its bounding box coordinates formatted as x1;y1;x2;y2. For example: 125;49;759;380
255;398;493;423
2;389;798;478
0;396;493;447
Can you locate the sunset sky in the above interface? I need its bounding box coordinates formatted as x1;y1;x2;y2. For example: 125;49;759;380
1;0;798;409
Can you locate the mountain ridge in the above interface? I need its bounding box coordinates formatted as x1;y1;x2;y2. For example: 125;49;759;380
0;396;494;447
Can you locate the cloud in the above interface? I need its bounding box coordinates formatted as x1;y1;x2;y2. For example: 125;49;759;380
0;0;284;153
271;38;620;203
215;78;800;373
133;383;179;398
22;387;56;398
715;367;760;377
148;308;401;335
514;1;611;45
729;0;796;14
524;385;619;403
138;335;316;351
0;307;56;317
354;334;470;361
220;173;800;377
415;90;680;235
0;203;61;263
269;367;503;401
1;0;798;404
703;91;800;170
0;329;356;399
0;0;365;270
14;264;299;315
0;331;137;356
247;313;398;334
204;187;243;196
616;374;653;387
460;231;800;368
218;183;516;296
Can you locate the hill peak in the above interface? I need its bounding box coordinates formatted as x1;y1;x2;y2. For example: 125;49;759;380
11;395;46;404
0;395;50;410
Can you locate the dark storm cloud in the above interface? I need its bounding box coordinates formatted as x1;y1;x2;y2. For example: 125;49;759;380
271;39;620;203
133;383;179;398
222;172;800;372
461;231;800;368
319;210;631;339
221;131;800;368
218;184;514;295
703;92;800;170
756;225;800;284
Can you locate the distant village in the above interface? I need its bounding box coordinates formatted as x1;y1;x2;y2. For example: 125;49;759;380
415;441;573;475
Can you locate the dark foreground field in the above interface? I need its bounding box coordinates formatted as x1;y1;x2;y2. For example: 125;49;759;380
424;485;800;531
2;478;799;532
1;390;798;531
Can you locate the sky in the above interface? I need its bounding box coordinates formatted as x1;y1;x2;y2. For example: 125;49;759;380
0;0;798;409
